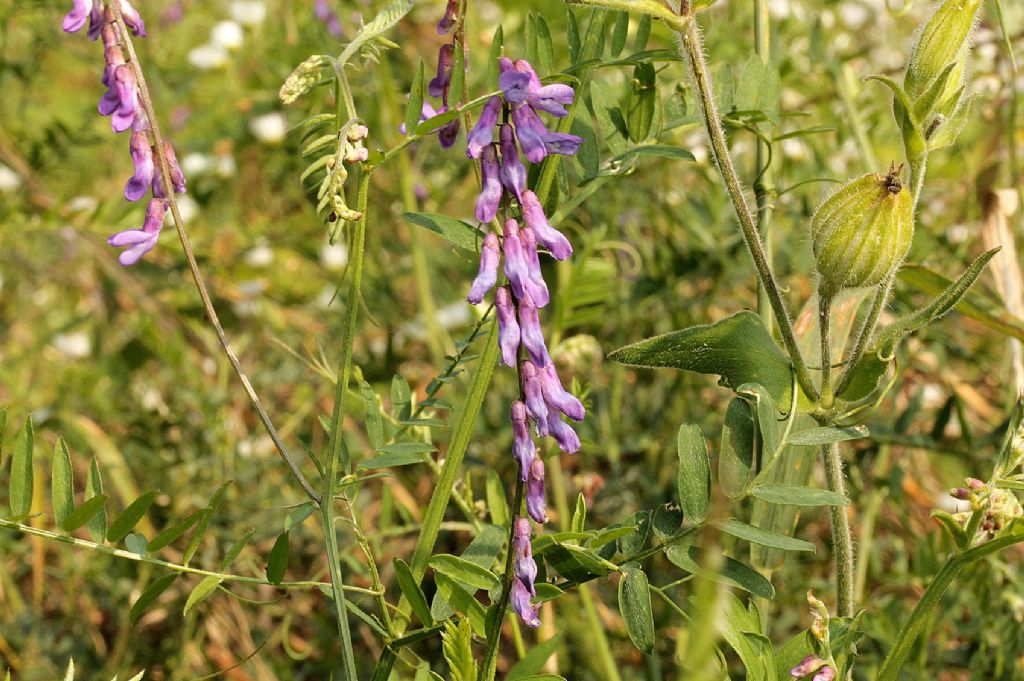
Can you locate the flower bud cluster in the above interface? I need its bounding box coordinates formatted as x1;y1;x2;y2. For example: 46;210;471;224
950;478;1023;538
403;1;465;147
322;122;370;223
463;56;584;629
64;1;188;266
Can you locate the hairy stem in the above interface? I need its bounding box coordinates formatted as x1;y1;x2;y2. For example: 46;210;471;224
822;442;854;617
819;294;833;408
109;4;320;504
675;19;818;402
753;0;775;337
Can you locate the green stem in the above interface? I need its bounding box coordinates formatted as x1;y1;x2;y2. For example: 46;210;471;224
675;19;818;402
753;0;774;337
819;294;833;408
822;442;854;617
108;4;320;504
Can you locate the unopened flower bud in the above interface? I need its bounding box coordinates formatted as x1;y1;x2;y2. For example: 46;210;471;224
511;401;536;476
495;286;522;368
468;233;500;304
811;164;913;297
904;0;982;115
346;124;369;142
344;145;368;163
526;458;548;523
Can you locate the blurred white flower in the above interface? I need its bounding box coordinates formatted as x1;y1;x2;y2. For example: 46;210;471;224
320;241;349;270
67;196;98;213
211;21;245;51
767;0;790;18
838;2;869;28
244;243;274;268
176;194;199;224
946;223;970;244
53;332;92;358
214;153;237;178
250;112;288;144
230;1;266;25
181;152;213;176
188;44;228;70
0;163;20;192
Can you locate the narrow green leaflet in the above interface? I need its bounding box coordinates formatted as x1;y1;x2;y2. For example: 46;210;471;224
608;311;794;406
507;635;562;680
148;509;203;552
665;544;775;599
751;484;849;507
85;458;107;543
442;619;476;681
337;0;414;68
738;383;780;458
788;425;868;447
433;574;487;637
618;564;655;655
9;417;34;517
360;451;428;469
184;482;230;566
394;558;433;626
611;144;695;164
486;25;504;91
624;63;657;142
284;502;317;532
220;528;255;571
361;381;384;450
183;575;222;615
51;438;74;528
60;494;108;533
485;469;509;526
266;532;290;585
719;398;756;498
107;490;158;544
429;554;500;591
716;519;815;553
571;493;587;533
676;424;710;522
401;213;485;252
610;11;629;57
404;61;425;137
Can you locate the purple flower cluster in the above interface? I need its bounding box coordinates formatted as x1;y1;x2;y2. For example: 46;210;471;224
403;0;464;147
314;0;343;39
464;57;584;629
63;1;187;266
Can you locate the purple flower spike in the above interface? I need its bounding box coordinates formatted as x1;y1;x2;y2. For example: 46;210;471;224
521;190;572;260
526;458;548;524
475;146;502;223
530;84;575;117
510;106;548;164
117;0;147;37
510;577;541;628
539;362;585;422
124;131;154;201
429;44;454;99
468;233;500;304
513;59;543;93
110;65;139;132
520;360;550;433
511;401;536;478
502;219;531;301
518;226;549;307
518;292;551;367
63;0;94;33
466;96;501;159
543;133;585;156
437;0;458;34
499;70;532;104
495;287;522;367
547;412;581;454
498;125;526;201
512;518;537;594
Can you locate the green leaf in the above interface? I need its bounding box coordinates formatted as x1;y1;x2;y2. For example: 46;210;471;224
610;11;629;57
414;107;461;135
534;14;554;75
719;398;756;498
612;144;695;164
485;470;509;527
64;659;74;681
148;509;203;552
395;558;433;626
391;375;413;421
51;438;74;528
788;425;868;447
540;542;619;581
429;554;500;591
751;484;850;507
84;458;106;542
450;36;466;106
360;381;384;450
735;54;780;130
431;524;505;621
337;0;414;68
676;424;710;522
507;635;562;680
405;60;425;137
665;544;775;599
220;527;255;570
716;519;815;552
608;311;794;406
9;417;34;518
865;74;924;160
931;510;969;548
107;490;158;544
266;532;289;585
634;14;651;51
184;482;230;566
402;212;485;252
738;383;780;460
284;502;317;532
360;450;428;469
130;573;178;624
624;63;657;142
618;564;655;654
486;25;504;91
571;493;587;533
124;533;147;556
442;619;477;681
434;574;487;637
60;494;108;533
183;575;222;616
718;593;774;681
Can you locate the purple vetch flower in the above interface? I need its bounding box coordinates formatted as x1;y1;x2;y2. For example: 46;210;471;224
63;0;94;33
468;233;500;304
438;116;460;150
466;96;501;159
510;105;548;164
510;401;536;477
542;132;585;156
117;0;147;36
108;198;166;266
790;656;833;680
124;131;154;201
429;44;454;99
152;141;187;197
498;125;526;201
520;360;550;434
502;219;531;301
510;576;541;628
521;190;572;260
526;458;547;523
538;362;585;422
512;518;537;594
110;65;140;132
499;69;532;104
495;286;522;368
475;145;502;223
437;0;458;34
518;226;550;308
517;292;551;367
530;83;575;117
812;668;835;681
546;411;581;454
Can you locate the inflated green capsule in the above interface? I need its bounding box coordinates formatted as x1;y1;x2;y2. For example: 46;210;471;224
812;164;914;297
904;0;982;115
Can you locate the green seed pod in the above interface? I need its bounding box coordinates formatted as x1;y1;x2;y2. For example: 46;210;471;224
904;0;982;115
811;165;914;298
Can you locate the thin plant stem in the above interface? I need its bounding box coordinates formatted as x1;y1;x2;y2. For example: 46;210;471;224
675;19;818;403
819;294;834;408
753;0;775;337
822;442;854;617
108;4;320;504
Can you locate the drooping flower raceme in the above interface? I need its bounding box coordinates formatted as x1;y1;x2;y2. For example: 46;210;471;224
402;1;465;148
63;1;187;266
462;57;584;628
